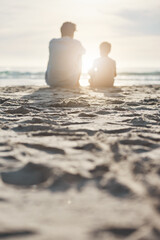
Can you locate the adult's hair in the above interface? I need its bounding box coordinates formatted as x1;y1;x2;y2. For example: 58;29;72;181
100;42;111;56
60;22;76;37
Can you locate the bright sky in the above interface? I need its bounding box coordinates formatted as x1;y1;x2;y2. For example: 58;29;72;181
0;0;160;71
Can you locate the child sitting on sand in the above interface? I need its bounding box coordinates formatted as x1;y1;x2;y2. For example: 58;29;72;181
89;42;117;88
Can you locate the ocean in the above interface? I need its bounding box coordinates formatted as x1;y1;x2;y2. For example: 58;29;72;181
0;67;160;87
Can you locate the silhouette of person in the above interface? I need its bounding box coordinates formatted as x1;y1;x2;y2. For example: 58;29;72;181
89;42;116;88
45;22;85;87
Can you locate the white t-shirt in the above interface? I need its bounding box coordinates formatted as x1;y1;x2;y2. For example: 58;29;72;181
46;37;85;87
90;56;116;87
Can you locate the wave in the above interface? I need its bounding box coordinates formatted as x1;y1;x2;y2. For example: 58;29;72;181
118;71;160;76
0;71;44;79
0;70;160;80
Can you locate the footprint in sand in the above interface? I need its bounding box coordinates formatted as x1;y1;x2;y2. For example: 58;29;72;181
95;110;110;115
108;100;124;104
2;155;19;162
132;161;150;175
78;112;97;118
49;170;89;192
0;197;8;202
138;134;160;142
127;117;149;127
110;142;122;162
24;117;44;124
74;143;102;151
0;98;9;104
89;164;109;177
12;124;53;132
92;226;137;238
126;101;139;106
51;100;90;108
145;181;160;199
143;98;159;105
100;177;134;198
61;121;90;126
1;162;52;186
154;203;160;215
0;230;36;238
104;128;132;134
5;106;30;114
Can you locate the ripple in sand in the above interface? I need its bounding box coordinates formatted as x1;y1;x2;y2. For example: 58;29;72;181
78;112;97;118
120;139;159;148
21;143;65;155
5;106;30;114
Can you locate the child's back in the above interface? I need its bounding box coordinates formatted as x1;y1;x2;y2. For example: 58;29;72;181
89;42;116;88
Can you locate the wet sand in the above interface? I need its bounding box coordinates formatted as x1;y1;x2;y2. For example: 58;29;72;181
0;85;160;240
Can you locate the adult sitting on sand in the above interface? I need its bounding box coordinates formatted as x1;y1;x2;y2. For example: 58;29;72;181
89;42;117;88
45;22;85;87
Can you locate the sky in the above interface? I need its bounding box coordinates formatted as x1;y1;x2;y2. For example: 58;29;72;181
0;0;160;71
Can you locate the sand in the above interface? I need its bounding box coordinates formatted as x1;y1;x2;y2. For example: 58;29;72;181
0;85;160;240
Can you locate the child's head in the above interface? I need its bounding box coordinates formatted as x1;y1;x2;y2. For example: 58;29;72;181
100;42;111;57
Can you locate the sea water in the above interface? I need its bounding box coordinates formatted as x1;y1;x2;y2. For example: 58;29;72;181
0;67;160;87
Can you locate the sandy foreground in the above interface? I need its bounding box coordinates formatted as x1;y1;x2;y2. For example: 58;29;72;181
0;85;160;240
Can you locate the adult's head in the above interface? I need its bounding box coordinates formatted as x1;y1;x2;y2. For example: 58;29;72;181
100;42;111;57
60;22;77;38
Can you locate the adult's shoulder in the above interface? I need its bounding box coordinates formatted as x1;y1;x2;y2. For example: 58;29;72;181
73;39;85;54
72;38;82;44
49;38;59;45
72;39;84;48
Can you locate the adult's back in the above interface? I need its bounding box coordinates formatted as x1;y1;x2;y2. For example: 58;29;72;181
45;22;85;88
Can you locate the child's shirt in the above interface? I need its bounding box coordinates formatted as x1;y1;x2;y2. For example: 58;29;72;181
89;56;116;87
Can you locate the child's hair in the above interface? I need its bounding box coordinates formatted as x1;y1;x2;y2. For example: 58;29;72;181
100;42;111;56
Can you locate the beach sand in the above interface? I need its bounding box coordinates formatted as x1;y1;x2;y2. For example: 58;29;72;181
0;85;160;240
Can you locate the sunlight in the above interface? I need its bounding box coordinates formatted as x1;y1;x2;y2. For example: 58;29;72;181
82;55;93;73
79;55;93;86
79;73;90;86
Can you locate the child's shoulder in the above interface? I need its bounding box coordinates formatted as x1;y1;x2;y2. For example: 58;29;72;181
108;56;116;64
95;56;115;63
94;57;103;64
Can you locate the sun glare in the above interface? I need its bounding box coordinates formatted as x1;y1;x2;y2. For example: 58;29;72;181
79;74;90;87
82;56;93;73
79;56;94;86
